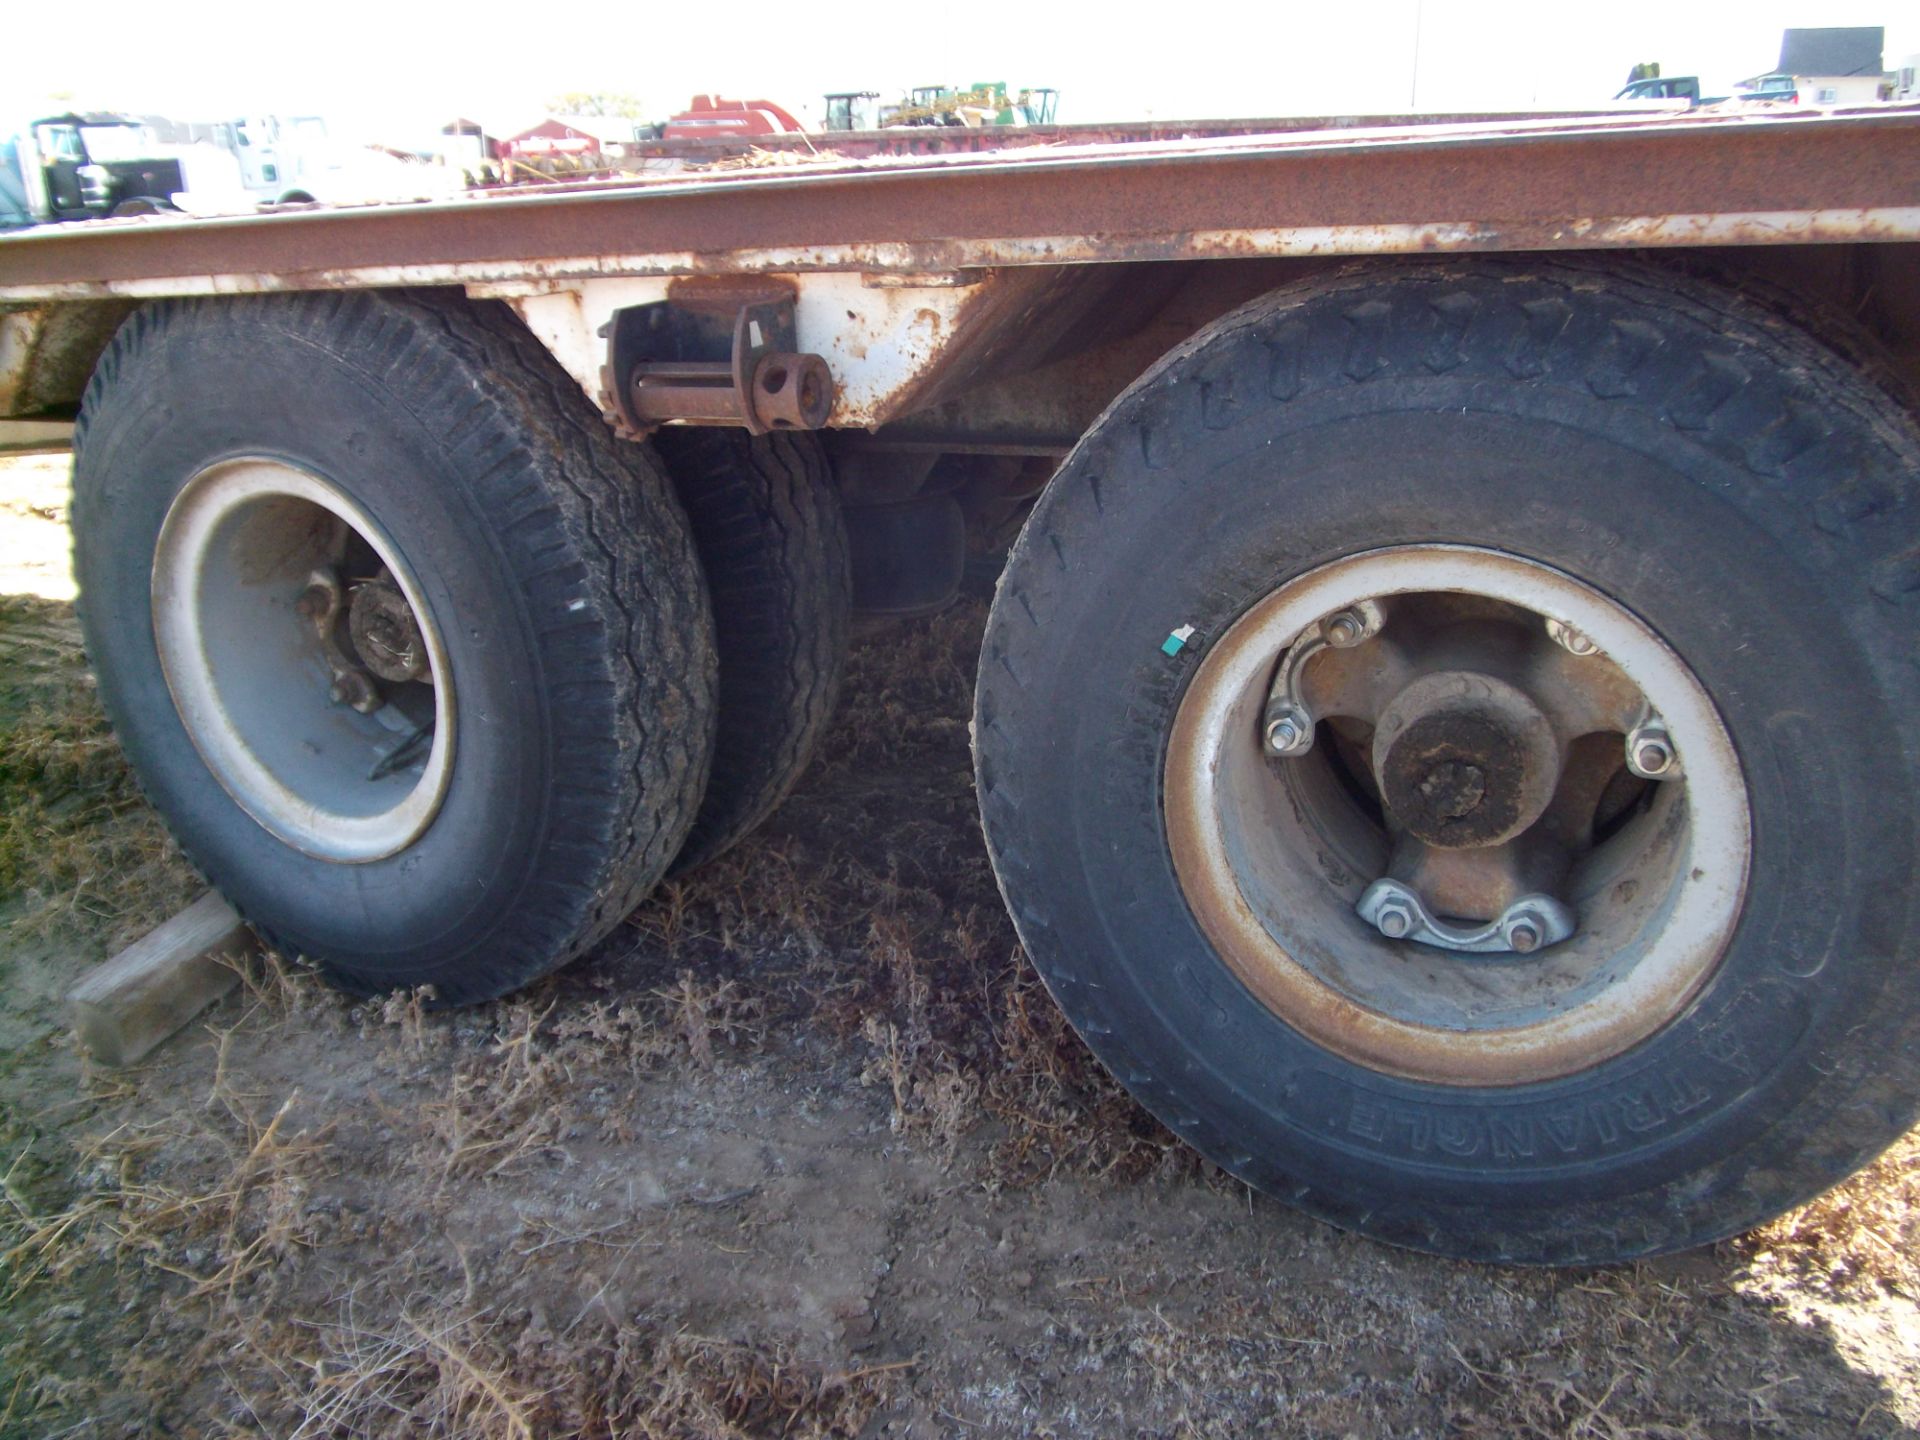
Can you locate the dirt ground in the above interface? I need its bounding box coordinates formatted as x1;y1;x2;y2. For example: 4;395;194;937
2;450;1918;1439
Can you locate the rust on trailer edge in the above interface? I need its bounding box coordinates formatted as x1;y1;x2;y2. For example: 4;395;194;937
1;111;1917;299
630;109;1677;162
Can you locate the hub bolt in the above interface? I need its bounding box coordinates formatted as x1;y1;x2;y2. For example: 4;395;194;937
1546;618;1598;656
327;673;380;714
1265;712;1309;754
1323;610;1367;647
1507;920;1542;953
1375;902;1414;940
1626;720;1679;779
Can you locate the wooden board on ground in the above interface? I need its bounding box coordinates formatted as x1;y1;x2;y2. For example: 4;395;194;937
68;892;250;1067
0;418;76;456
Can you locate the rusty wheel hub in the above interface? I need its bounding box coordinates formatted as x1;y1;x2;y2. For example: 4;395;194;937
1372;670;1559;850
350;575;432;683
1165;546;1750;1085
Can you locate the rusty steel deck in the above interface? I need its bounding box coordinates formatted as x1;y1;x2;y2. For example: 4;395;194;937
1;108;1918;301
624;109;1666;162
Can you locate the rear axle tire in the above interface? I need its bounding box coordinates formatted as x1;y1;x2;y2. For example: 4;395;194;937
975;258;1920;1263
653;428;850;874
74;290;718;1003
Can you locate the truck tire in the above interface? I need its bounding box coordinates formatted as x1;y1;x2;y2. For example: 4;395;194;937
653;429;850;873
72;291;717;1003
975;258;1920;1263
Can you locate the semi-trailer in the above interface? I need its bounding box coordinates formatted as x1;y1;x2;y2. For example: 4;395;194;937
3;104;1918;1263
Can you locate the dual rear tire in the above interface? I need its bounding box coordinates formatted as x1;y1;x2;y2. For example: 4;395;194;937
74;290;846;1003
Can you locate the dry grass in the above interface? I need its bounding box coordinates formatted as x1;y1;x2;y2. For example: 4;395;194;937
2;508;1918;1438
272;1305;547;1440
417;1003;571;1184
3;1077;333;1308
5;1081;902;1438
398;976;770;1186
0;594;198;947
1739;1132;1920;1300
627;830;1176;1187
0;954;897;1436
600;606;1180;1188
654;974;766;1072
566;1330;899;1439
231;1306;898;1440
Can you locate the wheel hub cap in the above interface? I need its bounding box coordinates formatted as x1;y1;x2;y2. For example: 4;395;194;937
1372;670;1558;849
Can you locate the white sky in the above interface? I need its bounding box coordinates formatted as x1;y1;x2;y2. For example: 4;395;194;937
7;1;1916;144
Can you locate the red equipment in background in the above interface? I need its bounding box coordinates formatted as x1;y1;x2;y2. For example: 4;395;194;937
663;96;807;139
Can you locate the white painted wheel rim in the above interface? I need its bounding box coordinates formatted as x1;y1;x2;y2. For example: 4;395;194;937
151;458;455;863
1164;546;1751;1086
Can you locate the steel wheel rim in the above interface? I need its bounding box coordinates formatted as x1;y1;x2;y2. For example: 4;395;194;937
1163;546;1750;1086
151;457;455;862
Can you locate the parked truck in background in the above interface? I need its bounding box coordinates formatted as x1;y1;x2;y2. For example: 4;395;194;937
2;104;1919;1268
144;114;453;207
2;112;442;230
0;114;196;229
144;114;335;205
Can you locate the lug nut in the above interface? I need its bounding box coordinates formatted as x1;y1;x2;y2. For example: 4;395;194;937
1265;713;1306;753
1323;610;1365;647
1376;903;1414;940
1546;618;1597;656
1507;921;1541;953
1625;715;1678;780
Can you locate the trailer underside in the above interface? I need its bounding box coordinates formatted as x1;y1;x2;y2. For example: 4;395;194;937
4;107;1920;434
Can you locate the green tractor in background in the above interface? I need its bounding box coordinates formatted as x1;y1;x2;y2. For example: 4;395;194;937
879;83;1059;128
